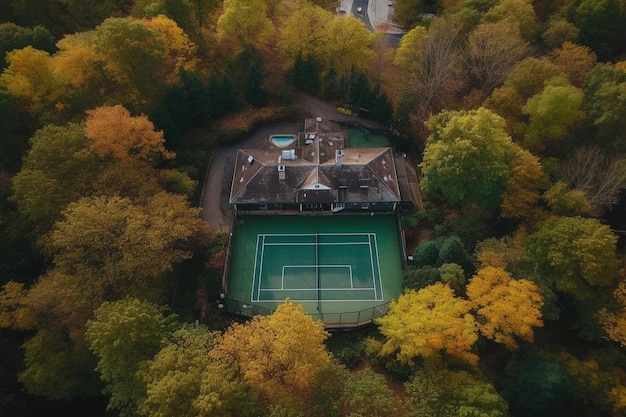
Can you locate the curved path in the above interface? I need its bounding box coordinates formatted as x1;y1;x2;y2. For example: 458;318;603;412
199;94;388;231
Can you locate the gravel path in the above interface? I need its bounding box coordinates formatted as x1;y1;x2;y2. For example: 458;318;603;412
198;93;388;232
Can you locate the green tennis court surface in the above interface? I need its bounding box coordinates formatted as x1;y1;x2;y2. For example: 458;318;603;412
252;233;383;302
227;215;403;319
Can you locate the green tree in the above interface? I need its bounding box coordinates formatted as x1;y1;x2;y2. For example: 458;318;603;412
277;3;333;70
0;23;55;68
501;351;574;417
403;266;440;290
376;283;479;366
342;369;399;417
44;193;208;309
522;83;584;152
91;17;188;110
541;18;580;49
438;235;472;272
138;325;250;417
481;0;539;41
583;63;626;151
217;0;275;54
86;298;179;417
243;54;268;107
11;123;101;233
420;108;514;210
393;0;425;28
290;53;321;93
525;216;618;300
18;328;100;400
405;362;509;417
412;239;440;267
323;15;374;81
59;0;131;30
542;182;591;216
573;0;625;60
439;263;465;292
502;57;564;99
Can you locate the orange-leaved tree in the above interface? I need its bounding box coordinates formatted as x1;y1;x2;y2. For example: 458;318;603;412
85;105;174;162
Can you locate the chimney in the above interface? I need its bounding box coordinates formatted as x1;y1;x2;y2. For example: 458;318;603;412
335;149;343;167
278;164;285;181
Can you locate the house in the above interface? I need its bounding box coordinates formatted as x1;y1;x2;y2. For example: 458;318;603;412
229;118;402;214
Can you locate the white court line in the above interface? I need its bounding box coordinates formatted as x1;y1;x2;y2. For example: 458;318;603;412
254;233;382;302
263;242;370;246
257;235;266;301
368;233;378;300
250;235;261;302
261;232;372;237
280;265;356;291
258;288;375;292
350;265;354;289
373;233;384;300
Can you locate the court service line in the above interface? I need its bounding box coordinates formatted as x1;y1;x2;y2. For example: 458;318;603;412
262;242;370;246
254;296;379;303
258;287;375;292
260;232;373;237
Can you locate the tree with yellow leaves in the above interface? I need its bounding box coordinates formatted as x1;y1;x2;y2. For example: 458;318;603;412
467;266;544;349
376;282;479;366
0;46;60;118
217;0;275;54
500;144;547;220
0;281;37;330
599;281;626;347
210;300;330;406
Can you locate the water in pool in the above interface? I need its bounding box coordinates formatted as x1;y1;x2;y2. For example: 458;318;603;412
270;135;296;148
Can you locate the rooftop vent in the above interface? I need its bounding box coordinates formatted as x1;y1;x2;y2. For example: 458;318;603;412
335;149;344;166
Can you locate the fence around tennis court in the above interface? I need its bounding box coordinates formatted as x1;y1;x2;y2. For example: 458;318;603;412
219;298;390;329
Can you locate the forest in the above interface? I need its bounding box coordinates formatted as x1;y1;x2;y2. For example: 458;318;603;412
1;0;626;416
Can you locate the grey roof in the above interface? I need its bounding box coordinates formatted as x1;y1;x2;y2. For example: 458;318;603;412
229;120;401;205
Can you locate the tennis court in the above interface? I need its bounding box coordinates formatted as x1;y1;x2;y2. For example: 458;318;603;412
252;232;383;303
226;215;403;319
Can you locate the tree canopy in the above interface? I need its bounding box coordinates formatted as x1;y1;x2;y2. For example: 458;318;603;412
376;283;479;366
420;107;514;210
210;300;331;406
